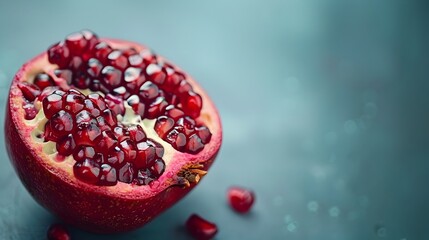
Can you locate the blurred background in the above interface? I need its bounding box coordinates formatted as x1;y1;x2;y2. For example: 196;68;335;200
1;0;428;239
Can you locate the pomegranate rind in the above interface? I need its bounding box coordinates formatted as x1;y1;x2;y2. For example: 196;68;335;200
5;38;222;233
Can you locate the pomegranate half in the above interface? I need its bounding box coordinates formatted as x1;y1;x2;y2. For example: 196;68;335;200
5;30;222;233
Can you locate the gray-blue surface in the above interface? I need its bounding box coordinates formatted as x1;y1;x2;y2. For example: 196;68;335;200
1;0;428;239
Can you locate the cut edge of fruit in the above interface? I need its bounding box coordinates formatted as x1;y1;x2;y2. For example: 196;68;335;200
8;39;222;199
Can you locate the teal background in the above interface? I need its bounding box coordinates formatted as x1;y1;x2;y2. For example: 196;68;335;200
1;0;428;239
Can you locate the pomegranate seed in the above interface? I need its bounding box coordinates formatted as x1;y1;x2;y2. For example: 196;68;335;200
101;66;122;88
47;223;71;240
127;95;146;116
65;32;88;55
102;109;117;127
23;102;38;120
73;145;96;161
122;48;138;57
127;125;146;142
88;93;107;111
135;141;156;169
105;94;125;116
43;93;64;118
84;99;101;117
50;110;74;137
113;126;130;141
48;42;71;68
34;73;54;90
227;187;255;213
75;121;102;146
87;58;103;78
139;81;159;101
75;110;92;126
148;139;164;158
164;69;185;91
54;69;73;85
186;134;204;153
107;146;125;167
89;79;109;93
107;50;128;70
140;49;157;65
146;96;168;119
196;126;212;144
56;134;76;156
68;56;84;71
72;71;90;89
73;159;100;184
118;162;134;183
149;159;165;177
99;164;117;186
63;90;85;113
177;79;193;95
17;82;40;102
186;214;218;240
81;29;98;51
166;129;187;151
176;116;196;136
182;91;202;118
136;169;154;185
128;54;145;68
165;105;185;120
93;42;113;63
97;130;118;152
146;63;166;85
154;116;174;138
119;139;137;161
124;67;145;92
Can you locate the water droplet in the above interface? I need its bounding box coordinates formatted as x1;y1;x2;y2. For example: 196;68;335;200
149;180;160;190
286;221;298;232
344;120;358;135
272;196;284;207
374;224;387;238
329;206;340;217
307;201;319;212
283;214;293;224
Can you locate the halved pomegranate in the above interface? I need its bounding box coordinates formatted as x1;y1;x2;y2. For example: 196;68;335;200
5;30;222;233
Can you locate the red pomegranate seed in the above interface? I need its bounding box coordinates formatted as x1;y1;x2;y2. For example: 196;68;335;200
186;134;204;153
122;48;138;57
102;109;117;127
113;126;130;141
88;93;107;110
75;121;102;146
89;79;109;93
101;66;122;88
107;146;125;167
105;94;125;116
50;110;74;137
135;141;156;169
17;82;40;102
227;187;255;213
84;99;101;117
65;32;88;55
127;125;146;142
176;116;196;136
56;134;76;156
87;58;103;78
68;56;84;71
107;50;128;70
165;105;185;120
124;67;145;92
54;69;73;85
81;29;98;51
136;169;154;185
166;129;187;151
73;145;96;161
63;91;85;113
149;159;165;177
97;130;118;152
118;162;134;183
139;81;159;101
182;91;202;118
23;102;38;120
127;95;146;116
128;54;145;68
34;73;54;90
146;96;168;119
75;110;92;126
73;159;100;184
196;126;212;144
47;223;71;240
48;42;71;68
93;42;113;63
43;93;64;118
186;214;218;240
72;71;90;89
177;79;193;95
154;116;175;138
119;139;137;161
164;69;185;91
146;63;166;85
99;164;117;186
140;49;157;65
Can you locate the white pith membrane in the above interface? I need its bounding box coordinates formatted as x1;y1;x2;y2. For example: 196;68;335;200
14;40;219;193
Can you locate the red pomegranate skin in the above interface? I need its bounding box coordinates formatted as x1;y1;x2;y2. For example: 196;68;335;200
5;39;222;233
